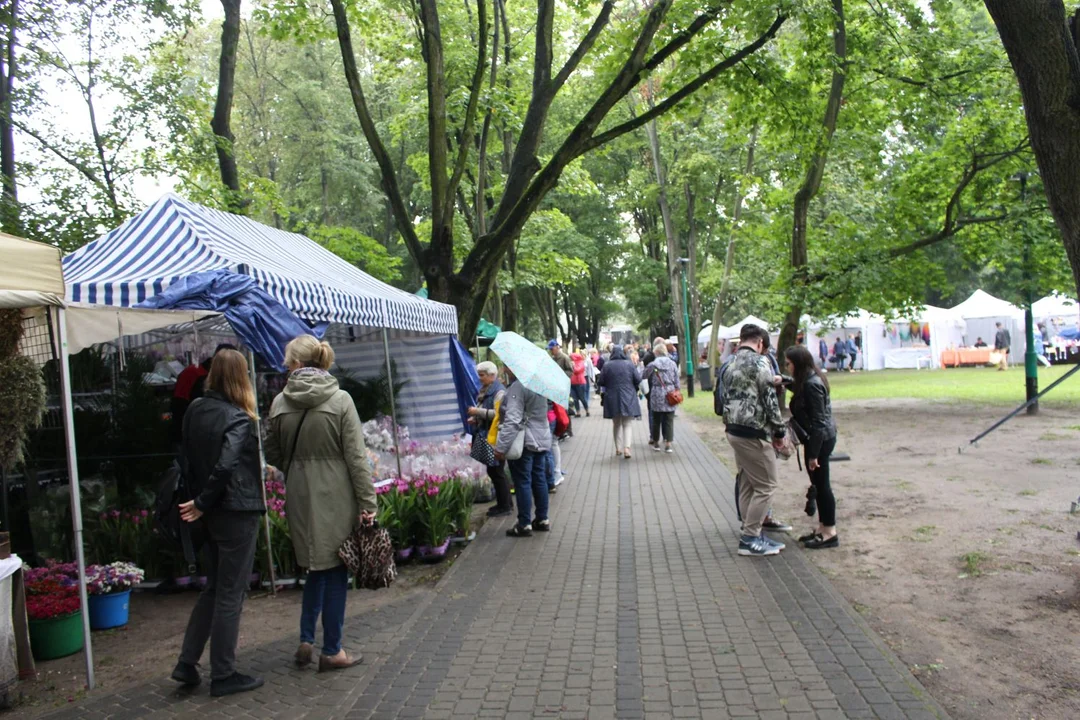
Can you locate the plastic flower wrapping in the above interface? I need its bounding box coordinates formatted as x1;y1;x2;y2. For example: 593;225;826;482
85;561;145;595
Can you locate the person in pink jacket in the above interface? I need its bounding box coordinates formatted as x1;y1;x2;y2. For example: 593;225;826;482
570;352;590;417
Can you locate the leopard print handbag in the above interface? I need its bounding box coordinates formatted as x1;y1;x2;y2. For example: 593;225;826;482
339;521;396;590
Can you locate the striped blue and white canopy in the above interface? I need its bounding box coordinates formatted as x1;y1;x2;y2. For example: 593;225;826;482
62;193;458;335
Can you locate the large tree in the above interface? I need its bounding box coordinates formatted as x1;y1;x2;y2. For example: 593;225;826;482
318;0;786;341
983;0;1080;301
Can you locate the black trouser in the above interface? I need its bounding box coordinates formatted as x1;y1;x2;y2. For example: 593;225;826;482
179;511;261;680
807;437;837;526
650;410;674;443
570;383;590;413
488;462;511;510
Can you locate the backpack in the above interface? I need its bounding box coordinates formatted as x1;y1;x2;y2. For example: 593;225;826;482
554;403;571;438
713;359;733;417
153;459;203;574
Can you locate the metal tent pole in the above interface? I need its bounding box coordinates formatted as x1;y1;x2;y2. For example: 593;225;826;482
55;306;95;690
382;328;404;480
247;350;277;596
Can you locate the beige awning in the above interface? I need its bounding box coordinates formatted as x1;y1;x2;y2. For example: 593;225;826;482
0;232;64;308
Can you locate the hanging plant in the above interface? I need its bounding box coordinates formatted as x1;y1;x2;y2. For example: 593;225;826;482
0;308;47;471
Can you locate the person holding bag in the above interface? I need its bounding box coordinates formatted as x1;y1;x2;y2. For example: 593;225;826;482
494;366;552;538
596;345;643;459
643;342;681;453
467;362;512;517
173;349;266;697
265;335;377;672
784;345;839;549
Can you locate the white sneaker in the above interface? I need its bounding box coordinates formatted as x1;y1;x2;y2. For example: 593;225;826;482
553;475;565;487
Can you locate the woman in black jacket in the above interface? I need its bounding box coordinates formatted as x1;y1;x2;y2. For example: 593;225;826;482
784;345;839;549
173;349;267;697
596;345;642;459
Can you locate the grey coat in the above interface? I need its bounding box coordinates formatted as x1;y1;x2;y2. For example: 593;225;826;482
597;346;642;419
494;379;552;454
643;356;680;413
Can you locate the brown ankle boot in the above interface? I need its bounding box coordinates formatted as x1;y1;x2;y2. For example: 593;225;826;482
319;650;362;672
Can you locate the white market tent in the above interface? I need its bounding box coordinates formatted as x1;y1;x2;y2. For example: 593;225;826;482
804;306;966;370
950;289;1024;361
722;315;771;340
62;193;466;440
1;234;95;688
1032;293;1080;327
804;309;887;371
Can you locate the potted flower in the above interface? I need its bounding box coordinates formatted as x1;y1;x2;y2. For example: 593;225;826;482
85;562;144;630
25;563;84;660
448;476;477;544
377;478;419;561
416;475;453;562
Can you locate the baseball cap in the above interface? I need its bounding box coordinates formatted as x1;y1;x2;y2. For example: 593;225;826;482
547;339;560;349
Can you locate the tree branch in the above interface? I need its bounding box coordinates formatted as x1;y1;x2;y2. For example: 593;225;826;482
445;0;487;216
551;1;614;92
641;3;726;74
13;118;104;188
582;13;786;153
330;0;424;264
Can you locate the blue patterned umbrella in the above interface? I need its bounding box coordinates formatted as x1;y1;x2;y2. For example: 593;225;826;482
490;331;571;407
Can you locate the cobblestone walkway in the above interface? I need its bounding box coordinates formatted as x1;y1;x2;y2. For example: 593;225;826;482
45;405;948;720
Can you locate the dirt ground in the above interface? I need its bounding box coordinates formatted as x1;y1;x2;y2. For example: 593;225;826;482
7;509;489;718
691;399;1080;720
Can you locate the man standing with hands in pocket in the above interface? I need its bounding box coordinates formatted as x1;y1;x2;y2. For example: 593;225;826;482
720;324;788;557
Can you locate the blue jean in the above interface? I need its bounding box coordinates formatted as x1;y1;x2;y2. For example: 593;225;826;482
300;564;349;656
546;419;557;489
509;449;549;528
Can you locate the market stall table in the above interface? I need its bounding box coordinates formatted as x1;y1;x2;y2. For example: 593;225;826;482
941;348;992;367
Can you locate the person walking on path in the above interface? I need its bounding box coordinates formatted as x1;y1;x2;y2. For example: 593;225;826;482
818;337;828;369
548;340;573;378
846;336;859;371
468;361;512;517
831;337;847;371
643;342;680;453
785;345;839;549
570;351;590;417
174;349;266;697
720;324;788;557
994;322;1012;371
494;367;553;537
596;345;642;459
265;335;377;674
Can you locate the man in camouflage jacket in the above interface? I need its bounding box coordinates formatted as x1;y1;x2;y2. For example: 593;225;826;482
721;324;787;557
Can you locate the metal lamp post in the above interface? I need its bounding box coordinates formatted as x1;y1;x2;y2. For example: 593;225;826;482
677;258;694;397
1016;172;1039;414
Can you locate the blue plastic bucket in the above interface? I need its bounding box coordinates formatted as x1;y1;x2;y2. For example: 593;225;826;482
88;590;131;630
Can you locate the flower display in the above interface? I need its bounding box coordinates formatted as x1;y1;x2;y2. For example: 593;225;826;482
260;466;296;578
25;562;81;620
85;562;145;595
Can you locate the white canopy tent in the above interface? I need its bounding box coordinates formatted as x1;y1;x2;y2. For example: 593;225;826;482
723;315;770;340
1032;293;1079;328
950;289;1024;361
0;234;95;689
804;309;888;371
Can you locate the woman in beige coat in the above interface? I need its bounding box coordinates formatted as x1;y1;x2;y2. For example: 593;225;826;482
265;335;377;672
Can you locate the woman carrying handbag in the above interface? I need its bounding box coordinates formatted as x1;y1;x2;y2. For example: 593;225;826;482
784;345;839;549
265;335;377;672
643;342;682;453
467;362;512;516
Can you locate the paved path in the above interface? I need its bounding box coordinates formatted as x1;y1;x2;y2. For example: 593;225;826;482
46;406;948;720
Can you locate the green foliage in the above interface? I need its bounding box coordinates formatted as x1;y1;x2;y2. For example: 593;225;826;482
0;355;47;471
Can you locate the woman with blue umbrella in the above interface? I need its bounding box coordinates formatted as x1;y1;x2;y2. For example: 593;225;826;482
597;345;642;459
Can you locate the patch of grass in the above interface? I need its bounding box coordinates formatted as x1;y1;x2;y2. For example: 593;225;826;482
1039;524;1065;533
1019;489;1039;496
1032;458;1053;465
945;476;963;482
912;525;937;542
1067;425;1080;431
1064;549;1080;557
893;479;915;492
1041;432;1069;441
960;551;992;578
853;602;871;615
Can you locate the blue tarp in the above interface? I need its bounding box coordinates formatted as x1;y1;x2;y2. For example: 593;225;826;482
1059;327;1080;341
448;336;481;435
135;270;327;370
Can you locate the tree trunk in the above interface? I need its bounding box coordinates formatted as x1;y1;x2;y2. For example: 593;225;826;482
213;0;243;211
0;0;17;234
685;183;700;362
984;0;1080;300
709;126;758;373
778;0;846;354
644;114;689;378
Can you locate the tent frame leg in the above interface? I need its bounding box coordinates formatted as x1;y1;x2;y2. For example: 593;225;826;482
382;328;404;480
247;350;277;596
55;307;95;690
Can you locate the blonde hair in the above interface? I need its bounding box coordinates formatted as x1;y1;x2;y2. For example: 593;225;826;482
284;334;335;370
207;349;258;420
653;343;668;357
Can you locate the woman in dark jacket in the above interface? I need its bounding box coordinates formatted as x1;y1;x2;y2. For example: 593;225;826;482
174;349;266;697
784;345;839;549
468;361;511;516
596;345;642;459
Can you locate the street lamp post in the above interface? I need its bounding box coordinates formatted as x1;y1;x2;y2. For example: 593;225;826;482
678;258;694;397
1017;172;1039;414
